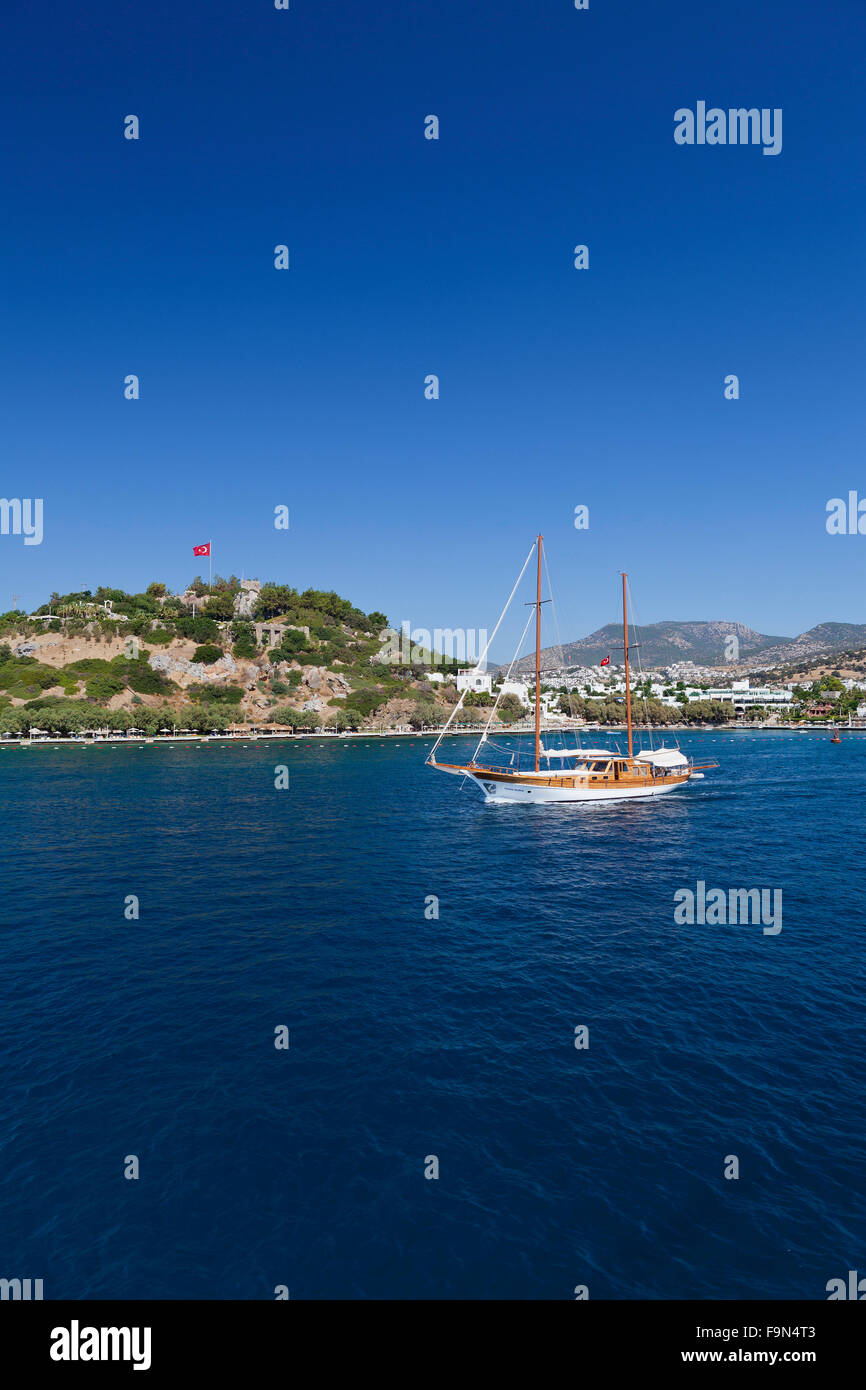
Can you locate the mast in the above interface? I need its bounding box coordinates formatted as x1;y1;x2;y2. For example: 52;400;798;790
535;535;543;772
622;572;633;761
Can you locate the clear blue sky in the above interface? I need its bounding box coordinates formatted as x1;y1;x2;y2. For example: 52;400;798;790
1;0;863;660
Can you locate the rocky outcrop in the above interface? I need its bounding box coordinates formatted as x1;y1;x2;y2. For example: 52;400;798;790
233;580;261;620
149;651;238;683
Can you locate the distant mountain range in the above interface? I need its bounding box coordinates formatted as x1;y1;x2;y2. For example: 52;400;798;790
509;620;866;673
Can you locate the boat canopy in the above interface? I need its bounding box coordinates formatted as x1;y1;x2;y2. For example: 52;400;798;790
634;748;689;769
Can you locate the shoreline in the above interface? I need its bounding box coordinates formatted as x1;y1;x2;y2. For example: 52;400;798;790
2;723;862;748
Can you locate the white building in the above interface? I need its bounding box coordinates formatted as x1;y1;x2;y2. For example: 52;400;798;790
695;681;792;710
497;679;530;706
456;668;493;695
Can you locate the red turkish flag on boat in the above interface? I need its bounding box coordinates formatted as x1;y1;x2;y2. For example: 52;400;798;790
600;655;610;666
193;542;211;556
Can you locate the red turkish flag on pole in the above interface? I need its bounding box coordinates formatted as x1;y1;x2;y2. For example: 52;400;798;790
600;655;611;667
193;543;211;556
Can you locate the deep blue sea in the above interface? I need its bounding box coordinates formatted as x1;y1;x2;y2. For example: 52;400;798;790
1;730;864;1300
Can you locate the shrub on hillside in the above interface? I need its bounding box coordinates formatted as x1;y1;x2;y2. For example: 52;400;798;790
177;615;219;644
85;673;126;701
124;663;173;696
0;658;75;696
192;644;223;666
342;690;385;719
188;684;243;705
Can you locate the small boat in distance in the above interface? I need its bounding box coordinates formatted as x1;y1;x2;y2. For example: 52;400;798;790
427;534;718;804
830;729;842;743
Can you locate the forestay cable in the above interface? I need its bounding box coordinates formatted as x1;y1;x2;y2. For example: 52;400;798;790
470;606;535;764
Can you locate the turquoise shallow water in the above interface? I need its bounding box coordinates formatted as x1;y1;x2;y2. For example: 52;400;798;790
0;731;863;1299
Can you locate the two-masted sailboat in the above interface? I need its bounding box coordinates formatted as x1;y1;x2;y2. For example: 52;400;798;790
427;534;717;804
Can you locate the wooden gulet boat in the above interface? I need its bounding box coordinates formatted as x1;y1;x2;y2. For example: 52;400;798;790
427;535;718;804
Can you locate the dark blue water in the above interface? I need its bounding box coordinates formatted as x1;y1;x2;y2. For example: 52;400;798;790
1;731;863;1299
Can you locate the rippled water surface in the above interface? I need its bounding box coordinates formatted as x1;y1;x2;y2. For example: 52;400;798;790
1;731;863;1298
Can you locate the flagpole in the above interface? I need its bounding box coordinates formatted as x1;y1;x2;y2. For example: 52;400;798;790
209;540;212;590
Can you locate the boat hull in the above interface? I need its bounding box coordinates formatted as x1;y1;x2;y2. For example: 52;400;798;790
432;761;693;803
469;772;689;803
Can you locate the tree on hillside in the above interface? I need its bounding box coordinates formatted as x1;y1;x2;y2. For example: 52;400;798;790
497;693;525;723
408;702;441;729
270;706;321;730
274;628;309;660
204;592;235;620
323;707;359;731
257;583;298;617
231;621;258;659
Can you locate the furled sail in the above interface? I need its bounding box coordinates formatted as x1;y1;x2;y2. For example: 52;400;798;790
540;747;613;758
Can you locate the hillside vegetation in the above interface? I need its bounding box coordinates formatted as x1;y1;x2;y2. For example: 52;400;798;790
0;577;471;735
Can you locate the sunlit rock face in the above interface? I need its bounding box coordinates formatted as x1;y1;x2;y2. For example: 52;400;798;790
233;580;261;619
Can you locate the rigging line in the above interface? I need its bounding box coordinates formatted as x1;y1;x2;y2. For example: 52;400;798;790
426;539;538;764
541;545;582;750
471;606;535;764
